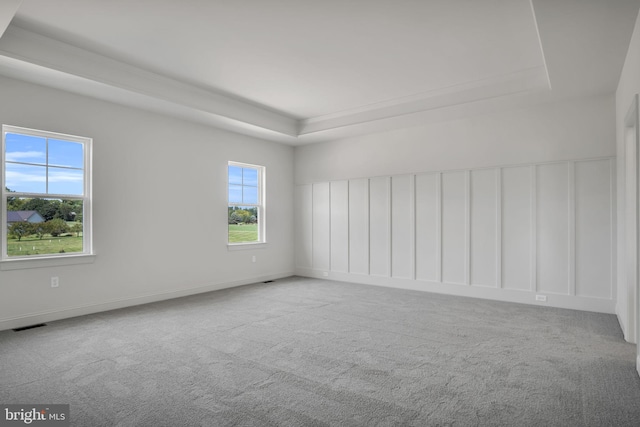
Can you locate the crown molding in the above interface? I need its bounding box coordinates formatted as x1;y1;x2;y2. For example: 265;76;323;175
0;23;550;145
0;25;300;141
299;66;550;135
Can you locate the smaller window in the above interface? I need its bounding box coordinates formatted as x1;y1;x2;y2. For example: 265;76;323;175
228;161;264;244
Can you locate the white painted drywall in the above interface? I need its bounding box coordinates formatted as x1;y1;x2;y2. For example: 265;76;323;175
0;75;295;330
295;94;615;184
615;8;640;354
294;94;616;314
0;0;20;39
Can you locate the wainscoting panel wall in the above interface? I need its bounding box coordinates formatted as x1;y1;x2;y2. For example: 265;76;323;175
442;171;468;285
294;185;313;270
369;176;391;277
575;159;614;299
295;158;616;313
312;182;330;272
501;166;533;292
391;175;414;279
348;178;369;275
415;173;440;282
330;180;349;273
470;168;499;288
536;163;570;295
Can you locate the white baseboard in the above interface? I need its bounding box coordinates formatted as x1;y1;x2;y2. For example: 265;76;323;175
295;268;616;314
637;355;640;378
0;271;294;332
615;303;630;342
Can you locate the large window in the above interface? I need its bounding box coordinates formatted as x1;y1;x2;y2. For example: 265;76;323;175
228;161;264;245
2;125;92;261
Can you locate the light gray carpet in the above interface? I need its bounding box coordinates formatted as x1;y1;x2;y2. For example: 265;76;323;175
1;276;639;426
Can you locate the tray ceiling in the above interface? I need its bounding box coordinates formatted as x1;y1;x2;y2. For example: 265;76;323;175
0;0;638;144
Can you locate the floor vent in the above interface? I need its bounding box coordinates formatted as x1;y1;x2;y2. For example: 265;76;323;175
263;280;274;283
13;323;46;332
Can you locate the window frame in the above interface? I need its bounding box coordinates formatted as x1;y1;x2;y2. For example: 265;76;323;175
227;161;265;247
1;125;93;267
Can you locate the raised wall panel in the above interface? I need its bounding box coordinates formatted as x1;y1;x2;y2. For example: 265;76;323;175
330;181;349;273
295;185;312;269
442;171;467;285
415;173;439;282
312;182;331;272
296;157;615;312
537;163;569;295
501;166;532;291
471;169;498;287
369;176;391;277
349;179;369;275
391;175;413;279
575;160;613;299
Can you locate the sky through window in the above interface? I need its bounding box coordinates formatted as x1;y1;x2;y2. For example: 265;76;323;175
5;132;84;196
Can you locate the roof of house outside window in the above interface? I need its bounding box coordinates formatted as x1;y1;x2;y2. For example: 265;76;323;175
7;211;44;223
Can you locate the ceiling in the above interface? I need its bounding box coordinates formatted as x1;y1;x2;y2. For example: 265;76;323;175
0;0;638;145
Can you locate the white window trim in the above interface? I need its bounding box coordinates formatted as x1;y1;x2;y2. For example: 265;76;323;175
1;125;94;268
227;161;266;248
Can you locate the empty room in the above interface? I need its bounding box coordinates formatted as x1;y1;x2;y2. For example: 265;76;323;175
2;0;640;425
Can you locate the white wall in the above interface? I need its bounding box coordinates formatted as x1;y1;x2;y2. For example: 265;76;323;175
294;95;617;314
0;76;295;330
615;9;640;371
295;95;615;184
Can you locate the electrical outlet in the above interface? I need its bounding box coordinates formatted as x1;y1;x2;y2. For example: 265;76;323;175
322;272;329;277
51;277;59;288
535;294;547;302
252;255;256;263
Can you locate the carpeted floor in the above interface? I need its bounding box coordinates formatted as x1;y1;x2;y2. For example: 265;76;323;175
1;276;639;426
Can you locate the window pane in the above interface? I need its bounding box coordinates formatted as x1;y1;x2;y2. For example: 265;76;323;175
228;206;258;243
6;197;83;257
242;185;258;204
243;168;258;186
5;163;46;193
229;184;243;203
228;166;242;185
48;139;84;169
5;133;46;165
48;167;84;196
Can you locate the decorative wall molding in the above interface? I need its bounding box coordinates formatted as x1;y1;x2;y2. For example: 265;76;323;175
295;157;616;314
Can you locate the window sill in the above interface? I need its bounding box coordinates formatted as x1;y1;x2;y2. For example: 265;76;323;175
227;242;267;251
0;253;96;270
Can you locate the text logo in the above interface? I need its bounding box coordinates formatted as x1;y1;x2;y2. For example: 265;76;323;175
0;405;69;426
